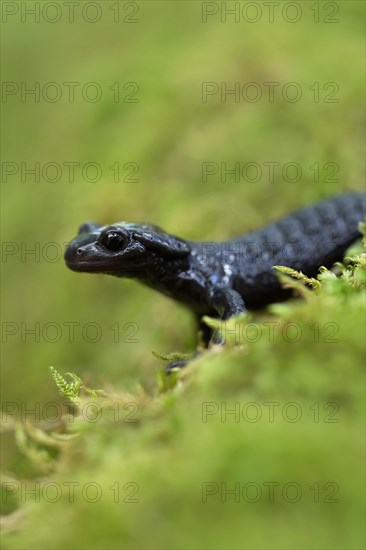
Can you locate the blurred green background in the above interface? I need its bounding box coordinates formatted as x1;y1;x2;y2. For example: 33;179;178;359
1;1;365;548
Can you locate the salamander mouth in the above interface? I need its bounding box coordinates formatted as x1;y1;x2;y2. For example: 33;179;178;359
65;260;106;272
65;257;147;275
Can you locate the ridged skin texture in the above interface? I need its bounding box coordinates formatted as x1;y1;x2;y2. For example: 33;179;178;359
188;192;366;311
65;193;365;338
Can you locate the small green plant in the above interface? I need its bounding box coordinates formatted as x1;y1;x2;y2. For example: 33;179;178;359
49;366;82;403
273;266;321;290
49;366;107;404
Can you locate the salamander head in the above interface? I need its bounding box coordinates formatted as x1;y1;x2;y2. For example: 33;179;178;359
64;221;190;278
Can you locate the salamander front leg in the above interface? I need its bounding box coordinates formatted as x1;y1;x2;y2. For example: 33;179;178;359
165;288;247;374
208;286;247;344
165;350;201;374
210;286;247;320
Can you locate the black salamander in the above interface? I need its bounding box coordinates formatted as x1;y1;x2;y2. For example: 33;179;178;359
65;192;365;370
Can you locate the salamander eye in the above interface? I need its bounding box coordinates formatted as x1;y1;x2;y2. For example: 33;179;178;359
100;230;127;252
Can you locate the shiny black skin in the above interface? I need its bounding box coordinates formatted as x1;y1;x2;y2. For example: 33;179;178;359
65;192;365;350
